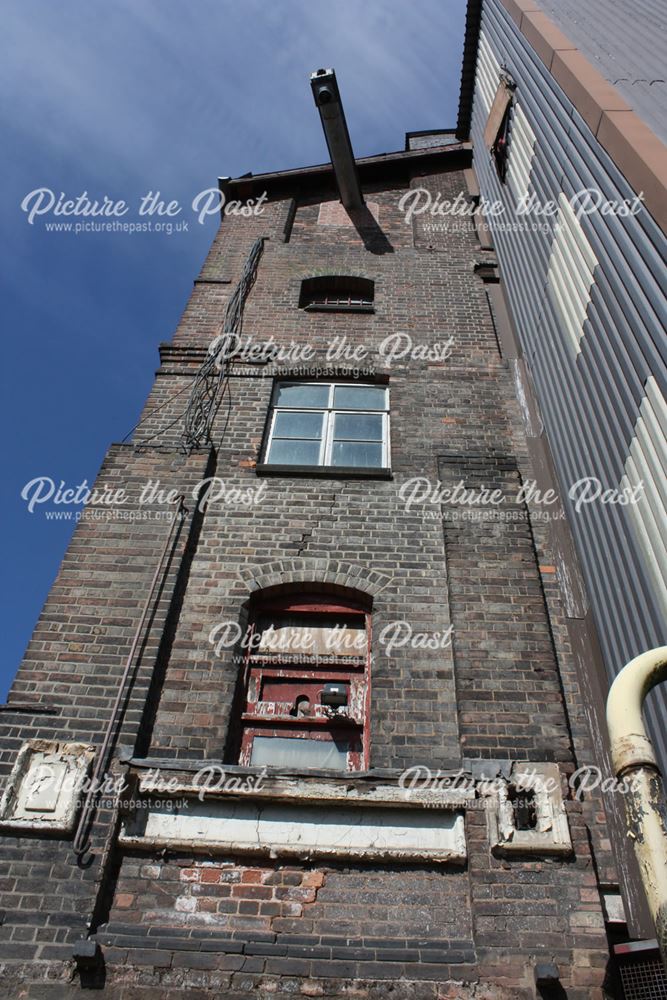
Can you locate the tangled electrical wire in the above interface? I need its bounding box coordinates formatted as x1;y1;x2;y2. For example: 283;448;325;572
181;237;265;452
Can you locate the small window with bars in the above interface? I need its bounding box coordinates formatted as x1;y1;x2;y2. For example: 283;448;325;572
299;276;374;312
263;381;390;470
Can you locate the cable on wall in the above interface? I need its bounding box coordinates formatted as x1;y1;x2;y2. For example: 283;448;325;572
182;237;264;452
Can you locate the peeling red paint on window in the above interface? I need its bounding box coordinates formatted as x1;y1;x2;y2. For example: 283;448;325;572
235;595;371;771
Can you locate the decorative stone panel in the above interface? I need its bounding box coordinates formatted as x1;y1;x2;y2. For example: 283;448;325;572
0;739;94;833
483;761;573;855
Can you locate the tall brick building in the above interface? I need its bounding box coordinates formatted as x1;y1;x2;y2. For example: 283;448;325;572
0;69;653;998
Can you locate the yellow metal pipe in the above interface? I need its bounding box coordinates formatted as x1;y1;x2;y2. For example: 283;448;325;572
606;646;667;967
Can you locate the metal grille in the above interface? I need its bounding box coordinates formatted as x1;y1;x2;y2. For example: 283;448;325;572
298;275;374;312
619;956;667;1000
305;293;373;309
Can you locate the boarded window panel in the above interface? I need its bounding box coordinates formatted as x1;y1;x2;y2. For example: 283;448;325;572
256;615;366;657
250;736;349;769
260;678;328;704
484;81;513;149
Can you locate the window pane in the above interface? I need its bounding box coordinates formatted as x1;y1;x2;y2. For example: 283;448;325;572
274;383;329;408
334;413;383;441
267;439;321;465
273;410;324;439
250;736;349;770
333;385;386;410
332;442;383;467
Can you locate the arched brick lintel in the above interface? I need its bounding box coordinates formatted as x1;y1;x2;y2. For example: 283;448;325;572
237;558;391;608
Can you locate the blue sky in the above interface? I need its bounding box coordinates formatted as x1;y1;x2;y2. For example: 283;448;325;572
0;0;466;699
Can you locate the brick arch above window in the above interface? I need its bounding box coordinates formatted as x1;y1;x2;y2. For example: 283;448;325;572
237;558;391;602
298;275;375;312
249;585;371;616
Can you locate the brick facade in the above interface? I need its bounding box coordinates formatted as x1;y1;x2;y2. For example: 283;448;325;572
0;142;621;997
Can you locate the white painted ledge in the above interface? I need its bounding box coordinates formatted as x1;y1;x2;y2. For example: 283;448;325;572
119;797;467;864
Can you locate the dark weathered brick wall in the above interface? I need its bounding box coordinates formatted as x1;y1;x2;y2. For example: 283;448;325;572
0;151;619;997
100;854;475;974
0;448;211;970
440;452;572;761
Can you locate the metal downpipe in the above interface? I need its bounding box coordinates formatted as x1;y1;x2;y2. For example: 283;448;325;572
606;646;667;966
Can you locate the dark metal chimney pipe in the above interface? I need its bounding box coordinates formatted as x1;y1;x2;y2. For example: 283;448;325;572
310;68;364;211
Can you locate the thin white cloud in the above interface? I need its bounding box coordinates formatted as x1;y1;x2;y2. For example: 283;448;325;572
2;0;466;187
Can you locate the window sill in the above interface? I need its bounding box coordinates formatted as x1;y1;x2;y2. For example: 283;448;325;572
302;303;375;314
255;464;392;480
119;767;469;864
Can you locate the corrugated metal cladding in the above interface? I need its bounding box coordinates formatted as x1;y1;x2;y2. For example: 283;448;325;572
622;378;667;626
470;0;667;768
546;195;597;359
535;0;667;144
505;106;536;206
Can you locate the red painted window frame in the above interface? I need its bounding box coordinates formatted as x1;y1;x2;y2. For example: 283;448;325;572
235;594;372;771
